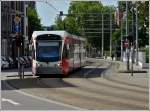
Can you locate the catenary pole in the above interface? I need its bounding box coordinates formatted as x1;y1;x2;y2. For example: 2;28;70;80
135;3;139;65
126;1;130;70
101;13;104;57
110;9;112;57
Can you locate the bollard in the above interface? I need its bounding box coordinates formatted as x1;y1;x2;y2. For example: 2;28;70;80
131;44;134;76
22;64;24;78
18;63;25;79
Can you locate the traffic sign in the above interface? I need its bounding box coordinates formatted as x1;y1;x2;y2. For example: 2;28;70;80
16;33;21;47
14;25;21;33
12;15;21;33
124;38;129;48
14;16;21;24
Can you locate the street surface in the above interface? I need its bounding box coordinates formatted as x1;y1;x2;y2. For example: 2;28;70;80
1;58;149;110
1;79;79;110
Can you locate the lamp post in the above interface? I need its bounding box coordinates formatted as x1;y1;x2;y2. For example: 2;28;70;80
110;8;112;57
101;13;104;57
126;1;130;71
132;1;139;65
24;3;28;56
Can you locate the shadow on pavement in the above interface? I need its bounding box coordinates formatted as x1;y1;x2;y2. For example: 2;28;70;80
2;65;108;90
1;68;31;73
2;77;77;91
69;67;107;78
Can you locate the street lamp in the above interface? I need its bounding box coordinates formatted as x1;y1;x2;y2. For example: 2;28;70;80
132;1;139;65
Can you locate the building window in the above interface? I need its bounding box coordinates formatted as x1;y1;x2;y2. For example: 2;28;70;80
15;2;18;10
21;2;24;12
11;1;14;9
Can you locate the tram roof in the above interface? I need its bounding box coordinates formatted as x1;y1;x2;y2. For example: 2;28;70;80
32;31;85;41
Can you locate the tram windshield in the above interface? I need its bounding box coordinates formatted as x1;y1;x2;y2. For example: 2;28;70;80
36;41;61;62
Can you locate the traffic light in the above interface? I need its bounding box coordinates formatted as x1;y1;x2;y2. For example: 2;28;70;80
16;36;21;47
60;11;63;16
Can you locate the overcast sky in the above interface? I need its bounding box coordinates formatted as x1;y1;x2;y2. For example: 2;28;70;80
36;0;118;26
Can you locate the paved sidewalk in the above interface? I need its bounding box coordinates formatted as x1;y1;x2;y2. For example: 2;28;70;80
103;60;149;88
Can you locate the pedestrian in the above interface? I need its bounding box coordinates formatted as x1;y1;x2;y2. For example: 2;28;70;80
104;53;107;59
98;51;100;57
111;53;114;60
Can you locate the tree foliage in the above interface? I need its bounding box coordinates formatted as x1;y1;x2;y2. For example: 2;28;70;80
116;1;149;47
27;7;42;41
55;1;115;50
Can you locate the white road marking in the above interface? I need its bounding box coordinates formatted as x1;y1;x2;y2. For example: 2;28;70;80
3;80;84;110
2;98;20;106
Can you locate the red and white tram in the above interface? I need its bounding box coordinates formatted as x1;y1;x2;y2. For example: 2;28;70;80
31;31;86;76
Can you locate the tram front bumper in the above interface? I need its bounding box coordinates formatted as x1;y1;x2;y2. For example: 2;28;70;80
36;66;63;75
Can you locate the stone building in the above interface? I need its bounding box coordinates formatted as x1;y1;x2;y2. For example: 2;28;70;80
1;1;35;58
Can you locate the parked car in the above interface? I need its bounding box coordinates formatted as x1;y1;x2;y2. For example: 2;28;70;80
14;57;19;68
14;56;29;68
25;56;32;67
1;60;5;69
22;56;29;67
28;56;32;66
1;56;9;69
5;57;15;68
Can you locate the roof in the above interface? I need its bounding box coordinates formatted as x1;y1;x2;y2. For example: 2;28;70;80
32;30;86;41
32;31;70;39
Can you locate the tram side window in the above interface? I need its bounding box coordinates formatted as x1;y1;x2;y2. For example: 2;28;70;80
69;44;74;59
62;45;68;59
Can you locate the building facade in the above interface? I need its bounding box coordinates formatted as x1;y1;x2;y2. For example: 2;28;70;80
1;1;35;58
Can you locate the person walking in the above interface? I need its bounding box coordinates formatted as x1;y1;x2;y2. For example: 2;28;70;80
111;53;114;60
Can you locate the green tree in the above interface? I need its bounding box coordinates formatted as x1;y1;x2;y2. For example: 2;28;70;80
55;1;116;50
27;7;42;41
116;1;149;47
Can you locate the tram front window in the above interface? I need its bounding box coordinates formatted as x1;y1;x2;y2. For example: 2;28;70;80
36;41;61;62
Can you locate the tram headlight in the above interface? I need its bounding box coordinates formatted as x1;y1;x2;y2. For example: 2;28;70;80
36;63;40;67
36;63;42;67
57;62;62;67
57;63;60;67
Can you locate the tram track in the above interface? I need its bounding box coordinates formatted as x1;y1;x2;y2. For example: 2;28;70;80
38;79;147;109
63;78;148;101
3;59;148;110
36;60;148;109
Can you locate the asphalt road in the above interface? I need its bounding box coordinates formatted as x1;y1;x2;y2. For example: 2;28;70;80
1;71;82;110
1;58;149;110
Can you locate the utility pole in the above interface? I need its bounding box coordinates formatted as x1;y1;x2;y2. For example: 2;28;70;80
24;3;28;55
126;1;128;36
126;1;130;70
110;10;112;57
149;0;150;65
101;13;104;57
121;19;123;61
135;4;139;65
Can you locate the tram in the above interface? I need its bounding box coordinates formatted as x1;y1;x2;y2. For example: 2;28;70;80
31;31;86;76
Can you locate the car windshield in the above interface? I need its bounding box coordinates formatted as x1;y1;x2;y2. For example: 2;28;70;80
36;41;61;62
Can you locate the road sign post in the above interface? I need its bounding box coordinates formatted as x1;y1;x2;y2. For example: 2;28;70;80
14;15;23;79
